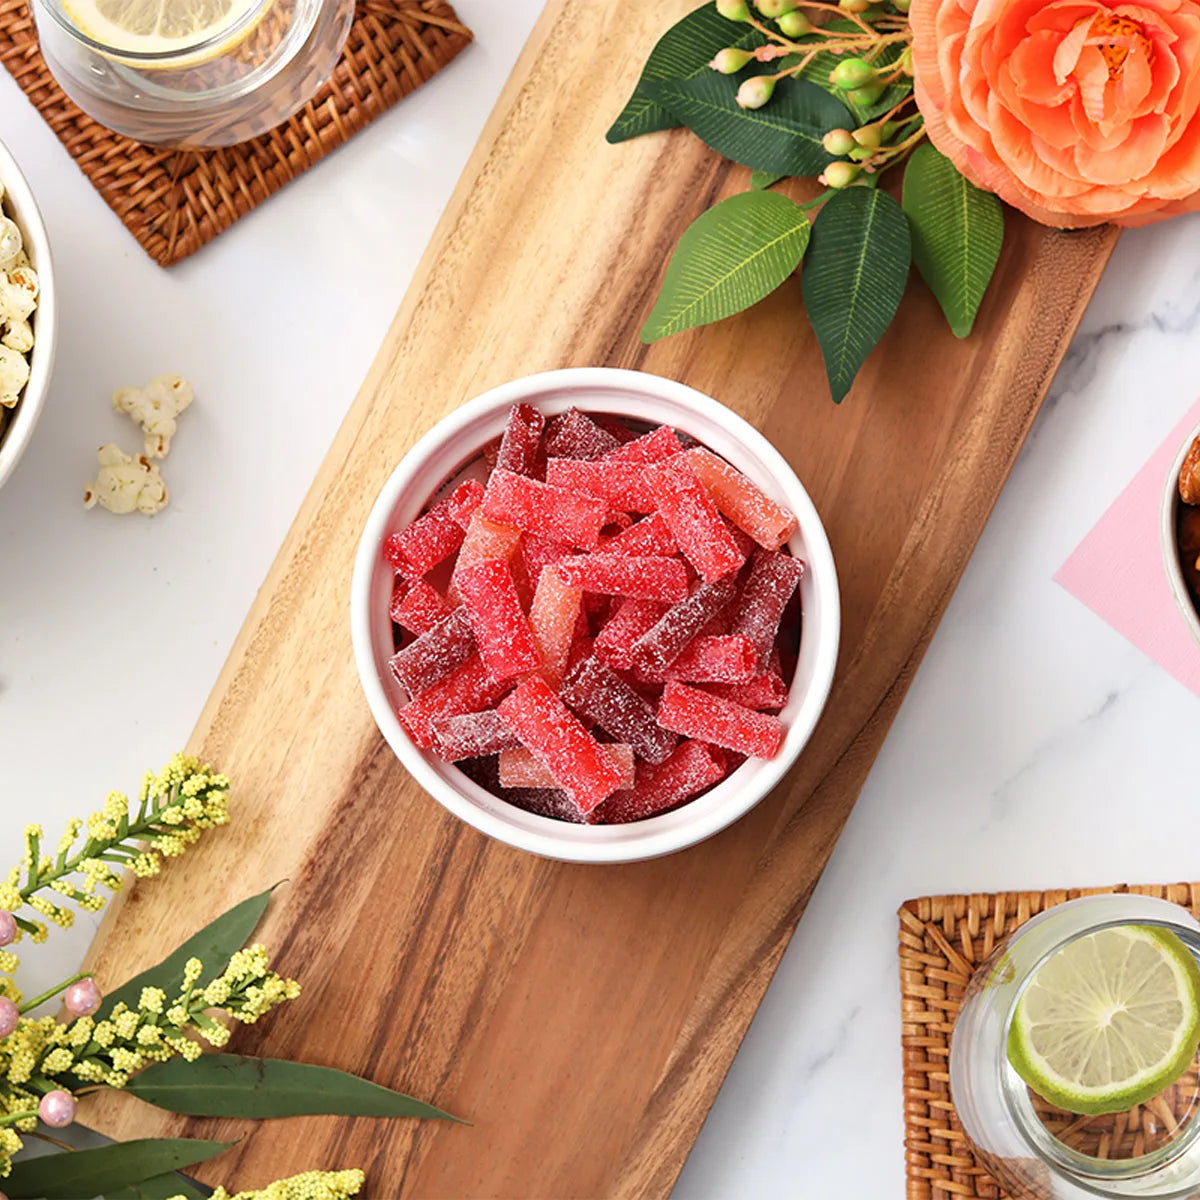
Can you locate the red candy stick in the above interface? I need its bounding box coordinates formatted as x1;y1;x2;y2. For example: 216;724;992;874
647;464;745;583
594;741;726;824
561;657;678;765
595;597;670;670
644;635;759;684
683;448;798;550
398;656;505;749
456;559;541;683
450;512;522;602
544;459;659;513
383;492;466;579
522;534;571;587
499;744;635;791
544;408;621;460
388;579;409;625
597;512;679;557
631;575;739;674
529;565;583;687
481;469;607;549
497;676;625;812
657;682;784;759
389;607;477;697
392;580;454;636
729;549;805;663
605;425;684;464
707;670;790;711
502;787;590;824
431;709;521;761
494;403;546;477
554;554;689;603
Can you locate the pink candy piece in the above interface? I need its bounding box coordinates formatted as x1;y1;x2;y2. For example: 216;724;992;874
729;549;805;663
595;597;670;670
530;565;584;687
593;741;727;824
544;459;659;513
431;709;521;760
499;744;635;791
481;469;607;549
398;656;505;749
631;575;740;675
389;607;477;697
383;491;467;579
647;635;759;684
497;676;626;813
561;657;678;765
554;554;689;603
708;670;790;711
657;682;784;759
392;580;454;636
456;559;541;683
544;408;621;460
683;447;799;550
647;465;746;583
605;425;684;464
494;403;546;477
597;512;679;557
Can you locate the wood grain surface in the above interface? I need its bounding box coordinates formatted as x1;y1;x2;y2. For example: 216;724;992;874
81;1;1119;1194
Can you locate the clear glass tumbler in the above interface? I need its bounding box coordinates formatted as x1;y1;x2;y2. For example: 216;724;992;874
32;0;354;147
951;894;1200;1200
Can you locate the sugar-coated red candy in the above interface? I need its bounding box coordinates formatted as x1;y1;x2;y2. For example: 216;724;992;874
729;549;805;663
494;403;545;477
657;682;784;759
561;657;678;765
456;559;541;683
499;744;635;791
398;656;505;749
446;479;486;530
605;425;684;465
554;554;689;603
481;469;607;549
392;579;454;636
593;741;726;824
529;565;583;687
595;597;670;670
707;670;790;711
389;579;409;625
503;786;590;824
631;575;740;674
431;709;522;760
451;513;522;602
544;459;658;513
521;534;572;589
643;635;759;684
389;607;477;697
497;675;626;812
384;492;467;579
683;447;798;550
647;465;746;582
544;408;621;460
597;512;679;557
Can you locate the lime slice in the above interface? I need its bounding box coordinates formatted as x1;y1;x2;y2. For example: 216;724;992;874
1008;925;1200;1117
61;0;261;57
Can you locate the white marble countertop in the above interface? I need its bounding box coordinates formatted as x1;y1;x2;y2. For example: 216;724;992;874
2;1;1198;1195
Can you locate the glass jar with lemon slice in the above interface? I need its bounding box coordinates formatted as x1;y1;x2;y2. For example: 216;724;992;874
33;0;353;146
952;894;1200;1199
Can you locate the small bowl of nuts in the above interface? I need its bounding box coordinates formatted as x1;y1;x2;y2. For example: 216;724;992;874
0;136;54;493
1162;422;1200;647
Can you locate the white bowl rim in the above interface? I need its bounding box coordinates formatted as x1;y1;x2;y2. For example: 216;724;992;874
1161;418;1200;648
0;136;56;494
350;367;841;864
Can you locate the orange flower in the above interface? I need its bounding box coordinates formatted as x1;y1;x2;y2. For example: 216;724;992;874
910;0;1200;225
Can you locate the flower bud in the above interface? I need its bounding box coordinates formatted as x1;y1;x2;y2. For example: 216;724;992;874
852;124;882;149
822;128;856;155
893;0;911;11
822;161;862;188
829;57;876;89
755;0;799;15
716;0;753;20
848;146;874;161
736;75;777;109
777;10;813;34
710;47;754;73
847;81;885;105
838;0;873;11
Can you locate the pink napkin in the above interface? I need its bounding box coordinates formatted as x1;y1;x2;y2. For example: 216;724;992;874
1055;400;1200;697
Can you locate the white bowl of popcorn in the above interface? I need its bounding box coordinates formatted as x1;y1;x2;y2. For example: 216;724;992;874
0;137;54;493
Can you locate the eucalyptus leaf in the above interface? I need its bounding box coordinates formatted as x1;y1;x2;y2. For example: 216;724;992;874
642;190;810;343
96;886;277;1023
606;3;765;144
4;1139;231;1200
645;73;845;175
903;144;1004;337
124;1055;462;1122
750;169;785;189
107;1170;210;1199
801;187;912;403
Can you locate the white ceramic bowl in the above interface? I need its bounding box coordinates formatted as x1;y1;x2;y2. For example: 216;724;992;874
0;137;56;493
1162;419;1200;647
351;368;841;863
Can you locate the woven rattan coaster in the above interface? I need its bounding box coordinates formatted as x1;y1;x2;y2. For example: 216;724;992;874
0;0;470;265
899;883;1200;1199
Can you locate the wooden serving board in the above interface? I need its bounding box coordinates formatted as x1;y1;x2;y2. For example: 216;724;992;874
82;1;1119;1194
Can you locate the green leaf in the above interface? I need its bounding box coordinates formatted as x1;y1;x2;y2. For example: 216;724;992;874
787;37;911;123
123;1055;462;1122
107;1170;210;1199
750;169;785;189
645;73;845;175
801;187;912;403
902;144;1003;337
96;886;276;1023
606;3;765;144
4;1139;231;1200
642;190;810;343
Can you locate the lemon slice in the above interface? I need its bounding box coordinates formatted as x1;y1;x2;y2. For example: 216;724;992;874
1008;925;1200;1117
62;0;261;57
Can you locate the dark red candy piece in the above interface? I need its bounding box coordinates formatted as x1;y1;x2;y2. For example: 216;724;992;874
544;408;621;460
502;787;590;824
593;741;726;824
631;575;740;675
657;682;784;760
494;403;546;477
729;549;806;664
389;608;477;698
431;709;522;761
562;657;678;765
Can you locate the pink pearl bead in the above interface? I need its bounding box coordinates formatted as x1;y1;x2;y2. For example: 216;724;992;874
0;997;18;1038
38;1090;76;1128
0;911;16;947
63;978;102;1017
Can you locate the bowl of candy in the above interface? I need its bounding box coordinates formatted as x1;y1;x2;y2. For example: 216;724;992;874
1163;423;1200;647
0;136;54;493
351;368;840;863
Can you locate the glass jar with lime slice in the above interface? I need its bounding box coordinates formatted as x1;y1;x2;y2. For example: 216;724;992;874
952;894;1200;1199
32;0;353;146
